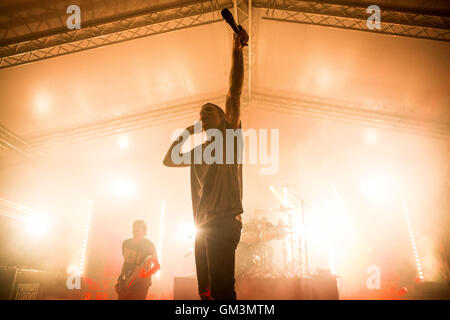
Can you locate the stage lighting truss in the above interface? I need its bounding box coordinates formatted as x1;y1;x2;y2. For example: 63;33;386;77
24;95;226;149
254;91;450;140
1;1;448;150
0;0;233;69
233;0;254;122
0;198;33;221
257;0;450;42
1;1;448;69
0;125;45;159
20;90;450;151
0;198;52;237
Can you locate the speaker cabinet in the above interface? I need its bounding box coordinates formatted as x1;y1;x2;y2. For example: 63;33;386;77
0;267;46;300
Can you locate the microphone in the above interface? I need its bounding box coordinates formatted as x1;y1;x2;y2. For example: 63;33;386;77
221;8;241;35
221;8;248;46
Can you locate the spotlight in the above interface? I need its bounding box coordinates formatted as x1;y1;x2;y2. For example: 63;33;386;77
23;213;51;236
365;130;377;145
118;135;129;149
34;92;51;116
178;222;197;240
360;179;377;196
108;178;136;198
359;172;391;202
316;69;331;88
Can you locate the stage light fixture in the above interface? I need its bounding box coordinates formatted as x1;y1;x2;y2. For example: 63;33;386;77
23;212;52;236
108;178;136;198
34;92;51;116
365;130;377;145
316;69;331;88
178;222;197;240
359;172;392;203
118;135;129;149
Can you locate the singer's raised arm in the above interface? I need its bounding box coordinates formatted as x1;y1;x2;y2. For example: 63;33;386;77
225;28;248;129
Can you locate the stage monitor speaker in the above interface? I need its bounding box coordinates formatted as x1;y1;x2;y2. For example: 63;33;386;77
311;274;339;300
173;276;338;300
0;266;46;300
411;281;450;300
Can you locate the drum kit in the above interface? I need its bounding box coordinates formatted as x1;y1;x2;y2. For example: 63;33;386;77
236;192;310;278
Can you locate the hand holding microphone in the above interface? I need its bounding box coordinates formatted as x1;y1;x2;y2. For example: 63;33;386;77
221;8;249;49
234;28;249;49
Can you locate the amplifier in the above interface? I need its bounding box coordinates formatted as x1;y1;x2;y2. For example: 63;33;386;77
0;266;46;300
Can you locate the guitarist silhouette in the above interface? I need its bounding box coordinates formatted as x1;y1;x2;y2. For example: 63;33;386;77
115;220;160;300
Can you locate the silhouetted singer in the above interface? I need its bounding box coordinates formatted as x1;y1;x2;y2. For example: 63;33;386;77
163;26;249;300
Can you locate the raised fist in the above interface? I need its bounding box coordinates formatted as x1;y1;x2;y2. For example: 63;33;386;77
234;27;249;50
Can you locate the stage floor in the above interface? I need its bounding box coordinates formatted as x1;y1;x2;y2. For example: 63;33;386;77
173;275;339;300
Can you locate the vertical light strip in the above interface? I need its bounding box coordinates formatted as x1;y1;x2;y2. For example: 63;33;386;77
402;199;424;281
156;200;166;279
79;200;93;276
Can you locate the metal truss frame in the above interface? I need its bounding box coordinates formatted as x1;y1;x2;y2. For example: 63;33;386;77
0;0;170;42
233;0;262;126
233;0;252;122
255;0;450;42
0;1;448;153
23;90;450;151
0;0;234;69
253;91;450;139
1;1;448;69
25;95;226;149
0;197;33;220
0;125;44;159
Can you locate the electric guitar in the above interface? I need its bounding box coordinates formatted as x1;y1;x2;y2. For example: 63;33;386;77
116;255;160;296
